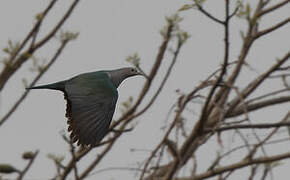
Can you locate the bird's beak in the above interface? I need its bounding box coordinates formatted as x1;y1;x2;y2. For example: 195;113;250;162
137;69;149;79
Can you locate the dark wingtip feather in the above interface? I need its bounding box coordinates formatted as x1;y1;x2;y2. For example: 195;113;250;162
63;89;116;147
72;135;79;143
64;91;90;146
64;92;75;136
68;125;73;132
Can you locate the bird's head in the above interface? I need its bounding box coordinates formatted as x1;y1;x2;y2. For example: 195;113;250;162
122;67;146;78
107;67;146;88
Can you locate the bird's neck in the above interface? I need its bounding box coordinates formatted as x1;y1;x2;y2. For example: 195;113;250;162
106;69;127;88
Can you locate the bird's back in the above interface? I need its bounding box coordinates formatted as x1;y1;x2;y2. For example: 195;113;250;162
66;71;118;98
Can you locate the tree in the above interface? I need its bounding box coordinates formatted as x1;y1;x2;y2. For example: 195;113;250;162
0;0;290;179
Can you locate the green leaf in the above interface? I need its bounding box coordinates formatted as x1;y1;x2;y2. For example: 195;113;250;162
268;161;283;168
22;151;35;160
194;0;206;5
0;164;18;174
237;2;251;19
3;48;9;54
246;3;251;15
126;53;140;66
35;12;44;21
120;96;134;115
177;30;190;44
165;14;183;24
2;40;20;56
58;30;79;42
47;153;65;164
178;4;194;11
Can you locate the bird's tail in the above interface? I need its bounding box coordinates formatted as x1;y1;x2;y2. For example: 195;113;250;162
26;81;66;91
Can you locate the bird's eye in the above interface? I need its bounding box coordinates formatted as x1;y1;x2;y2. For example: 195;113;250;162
131;69;135;72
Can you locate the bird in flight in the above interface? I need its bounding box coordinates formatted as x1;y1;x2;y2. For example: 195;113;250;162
27;67;144;147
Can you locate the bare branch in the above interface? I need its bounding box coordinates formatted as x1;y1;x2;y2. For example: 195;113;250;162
258;0;290;17
196;4;225;25
254;17;290;39
111;22;174;129
0;0;79;91
130;35;183;121
195;0;231;137
175;152;290;180
17;150;39;180
226;51;290;115
0;39;71;127
8;0;58;64
59;147;91;180
33;0;80;49
205;122;290;132
227;96;290;118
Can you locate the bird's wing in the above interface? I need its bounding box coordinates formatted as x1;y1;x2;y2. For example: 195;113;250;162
64;73;118;146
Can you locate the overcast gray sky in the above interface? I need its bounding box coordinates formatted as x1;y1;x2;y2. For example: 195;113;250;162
1;0;290;179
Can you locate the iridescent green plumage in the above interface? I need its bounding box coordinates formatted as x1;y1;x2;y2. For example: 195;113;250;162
27;67;142;146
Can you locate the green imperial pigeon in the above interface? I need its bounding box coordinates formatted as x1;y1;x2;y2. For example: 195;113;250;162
27;67;143;146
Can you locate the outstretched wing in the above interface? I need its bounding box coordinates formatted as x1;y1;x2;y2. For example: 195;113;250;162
64;72;118;146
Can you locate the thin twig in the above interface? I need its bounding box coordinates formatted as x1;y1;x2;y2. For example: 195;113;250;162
205;122;290;132
17;150;39;180
0;40;71;127
196;4;225;25
258;0;290;17
226;96;290;118
254;17;290;39
184;151;290;180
